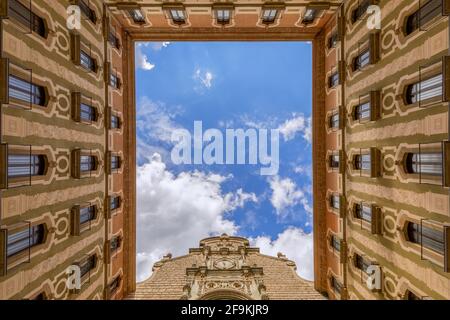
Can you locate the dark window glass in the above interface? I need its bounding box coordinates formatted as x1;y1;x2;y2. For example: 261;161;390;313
405;0;442;35
331;276;342;294
80;50;96;72
111;156;120;170
353;48;370;70
108;31;120;49
110;196;120;211
128;9;145;23
79;255;96;278
331;195;340;209
170;9;186;23
405;74;442;105
110;73;120;89
328;72;339;88
329;113;340;129
110;236;121;252
80;205;96;225
7;224;45;257
80;155;96;172
9;0;46;37
111;115;120;129
302;8;317;24
328;33;338;49
331;236;340;252
354;254;370;273
354;102;371;120
355;203;372;222
262;9;277;23
351;0;370;23
329;154;340;169
405;152;442;176
354;154;371;171
216;9;231;24
109;276;120;294
9;75;46;106
80;103;97;121
8;154;45;178
406;291;421;300
407;222;445;255
79;0;97;24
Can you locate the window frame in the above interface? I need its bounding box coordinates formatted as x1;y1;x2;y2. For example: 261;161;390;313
78;0;97;25
404;0;443;36
7;0;48;38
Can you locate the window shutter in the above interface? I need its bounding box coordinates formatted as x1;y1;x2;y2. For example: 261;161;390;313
442;56;450;102
443;141;450;188
70;33;81;66
370;147;381;178
71;92;81;122
105;196;112;219
0;58;9;104
339;194;346;218
106;107;112;129
0;229;7;276
104;61;111;84
338;105;344;129
339;240;347;261
371;205;382;235
106;151;112;174
103;15;110;39
369;31;380;64
70;205;81;236
338;150;345;174
337;11;345;40
0;143;7;189
369;90;381;121
443;0;450;16
444;225;450;273
71;149;82;179
0;0;8;17
104;240;111;263
338;60;345;84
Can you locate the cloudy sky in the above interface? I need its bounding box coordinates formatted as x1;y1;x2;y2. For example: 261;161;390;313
135;42;313;282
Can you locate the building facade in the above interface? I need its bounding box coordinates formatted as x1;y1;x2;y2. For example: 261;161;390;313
128;234;325;300
0;0;449;300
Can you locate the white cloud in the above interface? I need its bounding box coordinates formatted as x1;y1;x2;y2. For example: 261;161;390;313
268;176;312;217
136;153;257;282
278;114;312;143
194;69;214;89
251;227;314;280
152;42;171;51
136;46;155;71
136;97;183;144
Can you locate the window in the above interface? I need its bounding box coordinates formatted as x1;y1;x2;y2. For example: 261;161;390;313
353;48;370;71
110;196;121;211
354;101;371;120
6;224;45;258
8;154;45;178
8;0;47;38
109;72;121;90
108;276;121;295
405;74;442;105
330;195;340;210
262;9;278;24
329;112;340;129
407;222;445;255
111;155;121;171
216;9;231;24
329;154;340;169
111;115;120;129
331;235;341;252
110;236;121;253
328;32;338;49
128;9;145;24
405;152;442;176
108;30;120;50
170;9;186;24
351;0;370;23
331;276;342;294
302;8;317;25
406;290;421;300
79;0;97;24
354;203;372;222
80;103;97;122
9;75;46;106
354;254;370;273
328;72;339;88
80;155;96;172
79;205;96;225
80;50;96;72
79;255;96;278
405;0;442;35
354;154;371;171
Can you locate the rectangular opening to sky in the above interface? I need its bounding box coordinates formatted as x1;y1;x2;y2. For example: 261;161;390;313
135;42;313;282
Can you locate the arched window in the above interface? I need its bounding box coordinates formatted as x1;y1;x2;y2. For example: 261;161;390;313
329;154;340;169
405;74;442;105
9;0;47;38
354;203;372;222
354;154;371;171
351;0;370;23
7;224;45;258
79;205;96;225
330;194;340;210
354;102;371;121
80;155;97;172
406;222;445;255
79;255;96;278
353;49;370;71
330;276;342;294
354;254;370;273
329;112;340;129
8;154;46;178
405;152;442;176
405;0;442;35
330;235;340;252
9;75;46;106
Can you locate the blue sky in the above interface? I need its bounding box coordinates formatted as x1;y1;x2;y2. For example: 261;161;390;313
134;41;314;281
